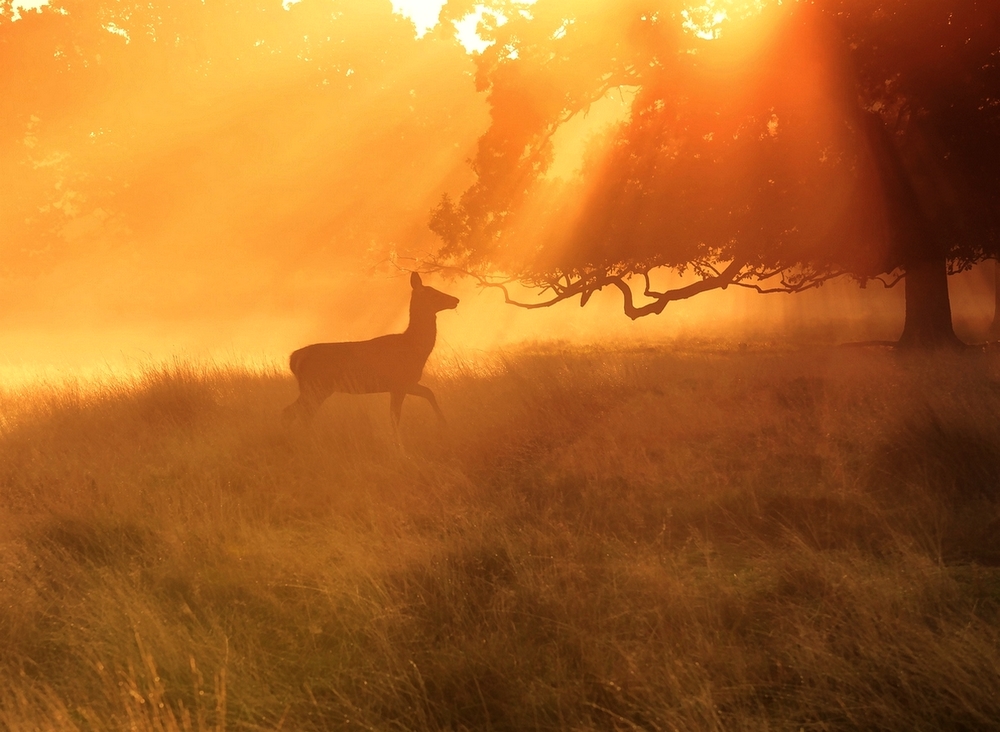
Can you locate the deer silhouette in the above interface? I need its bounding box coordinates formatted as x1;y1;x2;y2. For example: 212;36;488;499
283;272;459;427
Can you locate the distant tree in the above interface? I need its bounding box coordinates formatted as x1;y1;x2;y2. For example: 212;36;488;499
0;0;477;279
430;0;1000;347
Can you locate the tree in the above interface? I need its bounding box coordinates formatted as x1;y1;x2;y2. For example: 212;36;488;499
0;0;481;323
429;0;1000;347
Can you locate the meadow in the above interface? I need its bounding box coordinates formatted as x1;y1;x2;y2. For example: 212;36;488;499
1;340;999;731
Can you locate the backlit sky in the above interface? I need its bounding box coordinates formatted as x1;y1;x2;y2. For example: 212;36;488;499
3;0;466;39
0;0;993;381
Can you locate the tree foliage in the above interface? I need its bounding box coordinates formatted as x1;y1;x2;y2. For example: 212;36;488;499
0;0;477;280
430;0;1000;325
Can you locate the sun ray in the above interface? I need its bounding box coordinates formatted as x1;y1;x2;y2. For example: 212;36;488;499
682;0;770;40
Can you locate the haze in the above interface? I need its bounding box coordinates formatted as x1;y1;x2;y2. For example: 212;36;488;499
0;0;993;383
4;3;1000;728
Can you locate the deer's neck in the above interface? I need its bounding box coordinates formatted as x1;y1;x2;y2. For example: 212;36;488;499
404;307;437;355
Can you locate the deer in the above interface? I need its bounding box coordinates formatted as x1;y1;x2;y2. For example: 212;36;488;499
283;272;459;428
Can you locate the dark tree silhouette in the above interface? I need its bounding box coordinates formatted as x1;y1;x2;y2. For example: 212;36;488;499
990;261;1000;339
430;0;1000;347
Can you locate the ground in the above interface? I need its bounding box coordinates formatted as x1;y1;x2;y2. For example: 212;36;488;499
2;339;999;730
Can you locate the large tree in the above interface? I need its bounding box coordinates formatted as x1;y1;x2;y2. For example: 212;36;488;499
429;0;1000;346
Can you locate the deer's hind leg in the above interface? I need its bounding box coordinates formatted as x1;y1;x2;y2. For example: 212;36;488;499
389;390;406;428
283;381;328;424
407;383;446;424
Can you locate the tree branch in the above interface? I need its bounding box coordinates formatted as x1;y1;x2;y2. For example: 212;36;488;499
402;256;851;321
610;259;746;319
873;270;904;288
641;270;656;298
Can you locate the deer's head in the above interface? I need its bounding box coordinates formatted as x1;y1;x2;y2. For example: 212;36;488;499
411;272;459;313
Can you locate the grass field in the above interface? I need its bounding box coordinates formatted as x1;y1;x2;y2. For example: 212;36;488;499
2;340;999;731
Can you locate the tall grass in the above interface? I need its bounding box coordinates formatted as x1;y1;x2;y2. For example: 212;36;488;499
1;342;999;730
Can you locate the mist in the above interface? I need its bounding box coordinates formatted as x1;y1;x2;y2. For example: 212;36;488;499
1;0;995;379
1;0;482;373
5;3;1000;729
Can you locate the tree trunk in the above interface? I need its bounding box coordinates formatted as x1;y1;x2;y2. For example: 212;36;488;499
989;258;1000;340
856;111;964;348
898;254;963;348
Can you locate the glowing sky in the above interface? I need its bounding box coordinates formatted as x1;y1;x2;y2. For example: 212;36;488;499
2;0;49;21
391;0;448;37
279;0;447;36
5;0;527;55
4;0;970;375
392;0;535;54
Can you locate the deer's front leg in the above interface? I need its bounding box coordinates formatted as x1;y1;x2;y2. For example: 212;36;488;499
407;383;446;424
389;390;405;427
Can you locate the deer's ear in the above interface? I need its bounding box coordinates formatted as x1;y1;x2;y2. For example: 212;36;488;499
410;272;423;289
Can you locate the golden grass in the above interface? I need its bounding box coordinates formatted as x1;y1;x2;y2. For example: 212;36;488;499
1;341;999;731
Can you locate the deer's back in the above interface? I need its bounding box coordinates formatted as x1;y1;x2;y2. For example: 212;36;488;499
290;334;429;394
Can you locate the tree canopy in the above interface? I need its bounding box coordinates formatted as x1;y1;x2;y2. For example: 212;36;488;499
429;0;1000;345
0;0;481;325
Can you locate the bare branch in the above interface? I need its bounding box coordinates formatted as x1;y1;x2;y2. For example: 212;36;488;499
873;270;905;288
611;259;746;319
402;255;858;320
487;280;582;309
412;259;596;309
732;268;847;294
700;261;723;277
735;282;819;294
416;257;749;319
641;270;657;298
